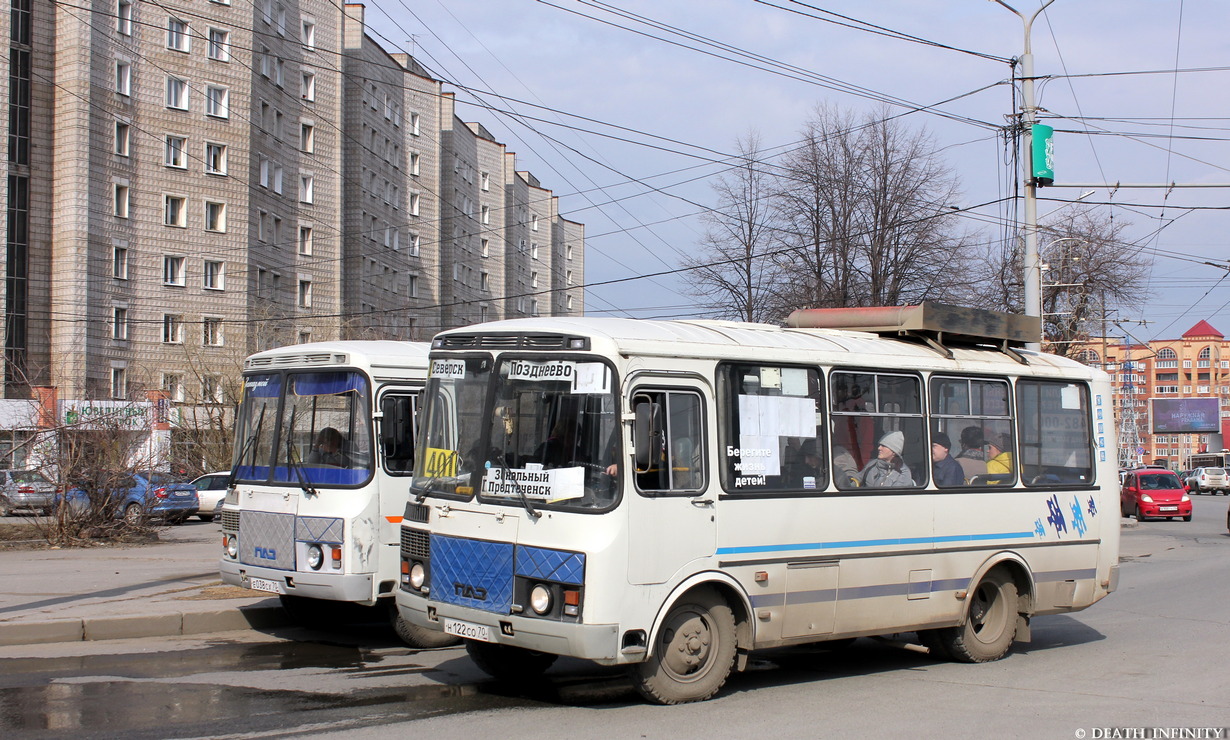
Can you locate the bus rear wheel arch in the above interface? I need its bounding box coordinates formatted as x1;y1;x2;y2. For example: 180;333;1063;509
630;586;739;705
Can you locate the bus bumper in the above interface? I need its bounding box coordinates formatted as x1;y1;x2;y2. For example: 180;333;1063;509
221;560;376;604
397;592;623;664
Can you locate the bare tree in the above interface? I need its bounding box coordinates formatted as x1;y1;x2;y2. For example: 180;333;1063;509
768;104;977;315
976;206;1151;357
683;132;782;322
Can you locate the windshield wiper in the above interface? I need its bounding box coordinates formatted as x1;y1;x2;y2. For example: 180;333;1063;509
284;409;318;497
493;426;539;520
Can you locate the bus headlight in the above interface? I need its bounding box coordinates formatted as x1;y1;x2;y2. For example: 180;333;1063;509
530;584;552;615
307;543;324;570
225;535;238;559
409;562;426;590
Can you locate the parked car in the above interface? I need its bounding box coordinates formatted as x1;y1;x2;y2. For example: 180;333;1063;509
1185;467;1229;495
1120;468;1191;522
0;470;57;516
190;472;230;522
64;471;199;524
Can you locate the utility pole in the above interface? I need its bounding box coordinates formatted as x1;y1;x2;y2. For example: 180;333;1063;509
994;0;1056;352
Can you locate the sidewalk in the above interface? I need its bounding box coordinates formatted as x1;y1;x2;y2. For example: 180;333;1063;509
0;522;289;646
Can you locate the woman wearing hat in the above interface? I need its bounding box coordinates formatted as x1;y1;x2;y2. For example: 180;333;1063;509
986;432;1014;476
858;430;914;487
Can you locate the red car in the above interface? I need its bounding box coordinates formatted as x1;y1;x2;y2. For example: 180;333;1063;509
1120;469;1192;522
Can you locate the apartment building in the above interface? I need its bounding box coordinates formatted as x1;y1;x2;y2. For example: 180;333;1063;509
0;0;584;470
1076;320;1230;469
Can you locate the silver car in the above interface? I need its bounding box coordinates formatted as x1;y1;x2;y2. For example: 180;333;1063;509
0;469;57;516
189;472;231;522
1186;467;1229;495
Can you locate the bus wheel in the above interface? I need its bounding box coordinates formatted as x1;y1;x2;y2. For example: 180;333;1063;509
390;608;460;649
466;641;557;681
631;589;736;704
937;569;1018;663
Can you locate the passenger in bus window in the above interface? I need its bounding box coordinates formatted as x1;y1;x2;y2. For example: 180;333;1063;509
786;439;823;489
858;431;914;487
930;431;965;487
832;443;860;488
986;432;1014;476
955;426;988;481
308;427;349;467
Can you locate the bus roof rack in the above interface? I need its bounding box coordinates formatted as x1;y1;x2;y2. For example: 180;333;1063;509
785;302;1041;361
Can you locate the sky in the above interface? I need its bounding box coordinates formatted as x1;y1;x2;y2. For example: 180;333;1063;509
360;0;1230;343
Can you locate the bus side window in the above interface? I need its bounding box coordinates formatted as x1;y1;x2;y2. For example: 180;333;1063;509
633;389;704;494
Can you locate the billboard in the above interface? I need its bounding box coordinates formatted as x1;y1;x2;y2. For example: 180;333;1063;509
1150;397;1221;434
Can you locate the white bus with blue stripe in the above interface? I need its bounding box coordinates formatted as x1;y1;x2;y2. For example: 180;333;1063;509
396;304;1120;703
219;341;456;647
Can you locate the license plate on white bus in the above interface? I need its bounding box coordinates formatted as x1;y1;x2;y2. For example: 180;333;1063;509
443;618;491;642
247;577;284;594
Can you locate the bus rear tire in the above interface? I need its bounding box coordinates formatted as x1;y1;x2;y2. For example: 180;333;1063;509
936;569;1018;663
466;640;557;681
630;588;737;705
390;608;460;649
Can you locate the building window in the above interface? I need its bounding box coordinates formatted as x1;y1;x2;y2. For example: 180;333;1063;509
566;244;574;260
112;306;128;340
164;135;187;168
481;204;490;225
205;142;227;175
531;214;539;231
208;28;230;61
116;0;132;35
480;238;488;258
112;243;128;279
273;165;283;194
298;280;312;307
163;255;185;285
167;17;189;52
202;376;223;403
409;193;420;216
203;260;224;289
203;317;223;346
299;174;314;203
113;182;129;218
162;373;184;402
409;112;420;136
204;201;226;232
205;85;229;118
298;225;313;255
301;71;315;101
409;151;420;176
409;274;418;298
111;367;127;399
567;270;573;285
531;271;539;288
166;76;188;110
531;242;539;260
480;271;489;291
114;121;130;156
163;314;184;343
297;331;311;344
300;122;314;152
115;61;131;96
481;171;490;191
301;19;315;49
164;196;187;227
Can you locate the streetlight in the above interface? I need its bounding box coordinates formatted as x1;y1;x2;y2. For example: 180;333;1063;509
993;0;1057;351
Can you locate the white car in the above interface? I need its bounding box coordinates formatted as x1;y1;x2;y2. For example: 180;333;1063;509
190;472;231;521
1186;467;1229;495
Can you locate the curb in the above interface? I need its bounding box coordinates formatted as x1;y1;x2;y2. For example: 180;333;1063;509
0;603;290;647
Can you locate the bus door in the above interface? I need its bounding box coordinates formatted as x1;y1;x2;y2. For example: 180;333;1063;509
377;388;419;535
627;383;714;585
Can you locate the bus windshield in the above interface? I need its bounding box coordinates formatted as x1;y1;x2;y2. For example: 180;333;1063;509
232;370;373;487
412;355;619;511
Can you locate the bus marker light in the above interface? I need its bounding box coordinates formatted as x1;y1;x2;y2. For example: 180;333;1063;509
754;571;768;583
564;605;578;616
563;589;580;606
456;486;474;496
330;546;342;569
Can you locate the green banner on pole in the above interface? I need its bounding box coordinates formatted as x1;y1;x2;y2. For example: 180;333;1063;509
1032;124;1054;186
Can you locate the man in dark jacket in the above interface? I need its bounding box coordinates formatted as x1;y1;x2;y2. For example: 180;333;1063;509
931;431;965;487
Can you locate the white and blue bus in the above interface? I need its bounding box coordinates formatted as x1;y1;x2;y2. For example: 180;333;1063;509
220;341;455;647
396;304;1120;702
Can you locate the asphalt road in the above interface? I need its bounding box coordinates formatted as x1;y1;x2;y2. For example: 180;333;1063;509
1;495;1227;740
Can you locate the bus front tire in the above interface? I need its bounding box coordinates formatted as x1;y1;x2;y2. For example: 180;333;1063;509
631;588;737;705
390;609;460;649
466;640;557;681
936;569;1018;663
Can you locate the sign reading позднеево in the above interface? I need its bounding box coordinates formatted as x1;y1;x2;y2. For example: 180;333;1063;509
1150;397;1221;434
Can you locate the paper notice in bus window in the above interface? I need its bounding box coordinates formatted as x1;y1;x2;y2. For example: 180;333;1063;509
781;367;808;397
431;360;466;379
507;359;575;383
760;367;782;390
1060;385;1081;409
572;363;610;394
480;466;584;502
423;448;459;477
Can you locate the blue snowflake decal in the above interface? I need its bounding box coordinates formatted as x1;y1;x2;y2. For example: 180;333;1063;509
1086;496;1098;518
1069;496;1087;537
1046;494;1067;536
1033;518;1047;538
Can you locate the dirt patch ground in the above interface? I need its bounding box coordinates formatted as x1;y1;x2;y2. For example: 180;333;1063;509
0;520;162;551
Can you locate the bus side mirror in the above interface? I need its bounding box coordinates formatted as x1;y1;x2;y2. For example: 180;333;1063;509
634;402;661;471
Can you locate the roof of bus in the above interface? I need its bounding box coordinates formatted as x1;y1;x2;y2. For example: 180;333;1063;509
434;317;1101;379
246;340;431;369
